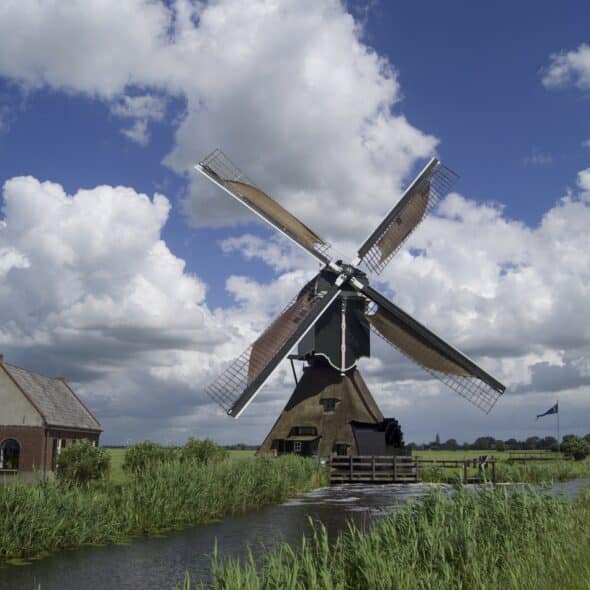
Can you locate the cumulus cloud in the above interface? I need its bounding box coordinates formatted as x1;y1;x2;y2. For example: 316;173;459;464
541;43;590;90
0;0;437;241
0;176;231;426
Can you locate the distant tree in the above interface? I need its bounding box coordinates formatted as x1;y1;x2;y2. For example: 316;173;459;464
55;440;110;485
435;432;440;447
444;438;459;450
561;436;590;461
495;441;506;452
539;436;558;450
525;436;541;450
473;436;495;451
562;434;577;443
584;434;590;444
504;438;520;450
462;442;470;450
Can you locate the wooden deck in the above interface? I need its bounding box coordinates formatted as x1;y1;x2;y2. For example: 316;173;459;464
329;455;419;484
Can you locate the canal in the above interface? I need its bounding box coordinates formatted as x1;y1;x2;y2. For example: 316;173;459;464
0;479;586;590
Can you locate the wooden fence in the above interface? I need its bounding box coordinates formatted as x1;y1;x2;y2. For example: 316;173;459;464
329;455;419;484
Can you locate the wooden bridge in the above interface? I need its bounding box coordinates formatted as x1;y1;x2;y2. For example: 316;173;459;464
329;455;419;484
329;455;500;484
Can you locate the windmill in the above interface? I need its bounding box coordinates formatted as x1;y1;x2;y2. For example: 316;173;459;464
196;150;505;457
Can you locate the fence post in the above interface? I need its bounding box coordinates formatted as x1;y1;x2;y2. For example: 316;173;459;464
492;460;496;485
350;455;353;480
393;456;397;482
463;461;468;483
372;456;376;482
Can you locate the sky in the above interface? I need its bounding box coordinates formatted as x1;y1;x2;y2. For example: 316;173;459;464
0;0;589;446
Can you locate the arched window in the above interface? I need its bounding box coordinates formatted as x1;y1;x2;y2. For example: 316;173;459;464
0;438;21;470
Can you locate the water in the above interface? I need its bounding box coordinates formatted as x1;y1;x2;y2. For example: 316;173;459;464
0;479;586;590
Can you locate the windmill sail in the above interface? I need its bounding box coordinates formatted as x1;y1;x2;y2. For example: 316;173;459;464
197;149;331;264
362;284;505;413
206;281;341;418
357;158;458;275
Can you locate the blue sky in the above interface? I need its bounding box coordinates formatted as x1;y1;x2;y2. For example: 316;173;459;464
0;0;589;445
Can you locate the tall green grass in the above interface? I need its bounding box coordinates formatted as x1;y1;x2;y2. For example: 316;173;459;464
184;485;590;590
0;456;325;561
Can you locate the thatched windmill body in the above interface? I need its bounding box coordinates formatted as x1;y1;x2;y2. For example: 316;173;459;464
197;151;505;457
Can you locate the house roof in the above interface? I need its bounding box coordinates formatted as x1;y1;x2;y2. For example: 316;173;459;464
2;362;101;431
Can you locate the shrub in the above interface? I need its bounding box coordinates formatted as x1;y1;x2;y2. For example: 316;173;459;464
123;441;176;474
561;437;590;461
180;438;229;465
54;439;110;485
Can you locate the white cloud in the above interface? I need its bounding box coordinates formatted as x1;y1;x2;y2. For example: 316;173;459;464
541;43;590;90
111;94;167;145
0;176;230;420
578;167;590;200
582;138;590;149
0;0;437;241
2;168;590;444
121;119;151;146
110;94;166;121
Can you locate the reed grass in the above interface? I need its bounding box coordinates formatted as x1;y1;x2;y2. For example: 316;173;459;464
0;455;325;561
184;484;590;590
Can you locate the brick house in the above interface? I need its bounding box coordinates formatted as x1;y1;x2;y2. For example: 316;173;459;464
0;355;101;479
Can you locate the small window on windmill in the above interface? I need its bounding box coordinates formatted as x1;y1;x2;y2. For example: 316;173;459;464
320;398;338;414
290;426;317;437
334;443;348;456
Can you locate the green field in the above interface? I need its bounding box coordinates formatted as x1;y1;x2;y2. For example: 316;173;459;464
412;449;590;483
413;449;557;460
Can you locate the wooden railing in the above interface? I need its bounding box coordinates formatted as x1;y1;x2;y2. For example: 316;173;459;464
329;455;419;483
417;456;497;483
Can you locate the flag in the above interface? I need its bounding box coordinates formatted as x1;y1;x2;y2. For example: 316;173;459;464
536;402;558;420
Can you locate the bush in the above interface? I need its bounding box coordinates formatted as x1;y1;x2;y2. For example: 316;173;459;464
180;438;229;465
55;439;110;485
123;441;176;474
561;437;590;461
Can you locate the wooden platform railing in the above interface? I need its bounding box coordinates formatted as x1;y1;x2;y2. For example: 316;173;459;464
329;455;419;484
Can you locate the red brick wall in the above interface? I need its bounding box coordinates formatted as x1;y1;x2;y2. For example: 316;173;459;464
0;426;46;472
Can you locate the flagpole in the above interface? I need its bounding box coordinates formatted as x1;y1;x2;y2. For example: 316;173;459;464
556;399;560;455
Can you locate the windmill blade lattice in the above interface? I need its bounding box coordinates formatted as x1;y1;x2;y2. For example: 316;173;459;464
364;286;505;414
357;159;458;275
206;280;341;417
198;149;332;265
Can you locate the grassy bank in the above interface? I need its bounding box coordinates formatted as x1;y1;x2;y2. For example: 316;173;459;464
0;455;325;562
182;484;590;590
